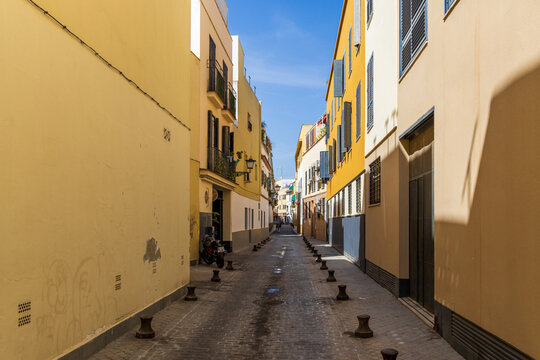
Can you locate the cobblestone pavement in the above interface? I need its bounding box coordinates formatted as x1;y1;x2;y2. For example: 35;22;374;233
90;225;463;360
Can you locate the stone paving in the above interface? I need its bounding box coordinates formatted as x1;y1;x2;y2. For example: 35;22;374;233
90;225;463;360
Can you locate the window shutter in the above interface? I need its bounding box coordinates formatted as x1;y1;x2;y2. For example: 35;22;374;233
326;114;330;144
229;132;234;153
222;126;229;154
207;111;213;148
356;81;361;139
340;119;346;157
322;151;330;180
367;55;374;129
348;27;352;76
333;59;344;97
344;101;352;148
400;0;427;74
332;139;337;172
214;117;219;149
354;0;361;45
329;145;333;174
337;124;342;164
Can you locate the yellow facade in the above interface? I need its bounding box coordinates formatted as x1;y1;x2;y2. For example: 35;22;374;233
233;40;262;202
0;0;191;359
326;0;366;199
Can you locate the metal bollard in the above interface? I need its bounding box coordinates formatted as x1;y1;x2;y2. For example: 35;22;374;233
316;254;322;263
354;315;373;338
381;349;398;360
211;269;221;282
320;260;328;270
336;285;349;300
226;260;234;271
184;286;198;301
327;270;337;282
252;245;258;252
312;249;318;257
135;315;155;338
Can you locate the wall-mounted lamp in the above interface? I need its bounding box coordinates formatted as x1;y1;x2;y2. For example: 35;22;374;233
236;157;256;177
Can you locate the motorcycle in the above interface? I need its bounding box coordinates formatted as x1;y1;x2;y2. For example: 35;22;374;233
201;233;225;268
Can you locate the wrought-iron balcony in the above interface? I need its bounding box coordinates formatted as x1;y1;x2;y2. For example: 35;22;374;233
207;59;226;108
207;147;236;183
222;83;236;123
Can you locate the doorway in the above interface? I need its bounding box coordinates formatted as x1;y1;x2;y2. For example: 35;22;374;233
408;120;434;312
212;190;223;243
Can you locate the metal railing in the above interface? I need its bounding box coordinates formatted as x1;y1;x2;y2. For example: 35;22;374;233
207;59;226;105
207;147;236;183
227;83;236;118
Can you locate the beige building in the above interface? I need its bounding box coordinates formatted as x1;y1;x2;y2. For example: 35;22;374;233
363;0;540;359
1;0;192;358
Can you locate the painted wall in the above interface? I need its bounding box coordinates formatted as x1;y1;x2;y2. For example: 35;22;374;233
397;0;540;357
0;1;190;358
326;0;366;199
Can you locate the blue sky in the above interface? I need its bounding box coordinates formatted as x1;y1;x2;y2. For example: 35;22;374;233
227;1;342;180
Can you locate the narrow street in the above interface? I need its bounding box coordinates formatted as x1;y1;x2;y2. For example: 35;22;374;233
91;225;461;360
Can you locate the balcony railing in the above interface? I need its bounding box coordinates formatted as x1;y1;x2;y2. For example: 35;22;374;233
207;147;236;183
207;59;226;105
227;83;237;117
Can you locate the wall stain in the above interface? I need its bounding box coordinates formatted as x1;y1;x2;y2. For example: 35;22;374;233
143;238;162;263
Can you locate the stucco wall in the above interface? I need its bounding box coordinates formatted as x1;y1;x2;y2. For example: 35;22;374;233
397;0;540;356
0;1;191;358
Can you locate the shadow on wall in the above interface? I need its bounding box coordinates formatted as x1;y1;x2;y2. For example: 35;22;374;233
436;62;540;358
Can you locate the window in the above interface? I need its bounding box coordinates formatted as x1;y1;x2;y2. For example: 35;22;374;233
348;184;352;215
348;26;352;76
245;207;248;230
251;209;254;229
356;177;362;213
354;0;361;46
341;191;345;215
356;81;361;140
322;199;326;217
247;113;252;131
367;0;373;24
369;158;381;205
367;55;374;130
400;0;428;76
444;0;457;13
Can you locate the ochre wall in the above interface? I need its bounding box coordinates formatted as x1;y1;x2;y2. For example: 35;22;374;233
0;1;190;359
397;0;540;356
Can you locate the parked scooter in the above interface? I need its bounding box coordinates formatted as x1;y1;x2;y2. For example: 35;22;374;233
201;232;225;268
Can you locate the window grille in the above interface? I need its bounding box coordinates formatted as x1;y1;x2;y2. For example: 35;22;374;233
348;185;352;215
341;190;345;216
356;177;362;213
369;158;381;205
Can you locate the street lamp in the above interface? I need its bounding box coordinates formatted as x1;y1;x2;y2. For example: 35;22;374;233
235;157;256;177
245;157;256;170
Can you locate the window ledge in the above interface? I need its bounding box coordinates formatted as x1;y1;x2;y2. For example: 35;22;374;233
368;202;381;208
399;40;428;83
443;0;461;20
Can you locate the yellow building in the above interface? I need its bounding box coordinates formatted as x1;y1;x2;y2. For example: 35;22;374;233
0;0;192;358
395;1;540;358
230;36;268;250
190;0;237;258
325;0;367;266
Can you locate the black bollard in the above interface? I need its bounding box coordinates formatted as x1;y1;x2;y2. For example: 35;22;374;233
320;261;328;270
312;250;318;257
252;245;258;252
354;315;373;338
226;260;234;271
135;316;155;338
184;286;198;301
316;254;322;263
327;270;337;282
211;269;221;282
337;285;349;300
381;349;398;360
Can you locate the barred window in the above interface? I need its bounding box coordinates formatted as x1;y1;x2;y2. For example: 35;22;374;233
356;177;362;213
400;0;428;75
341;190;345;215
348;184;352;215
369;158;381;205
